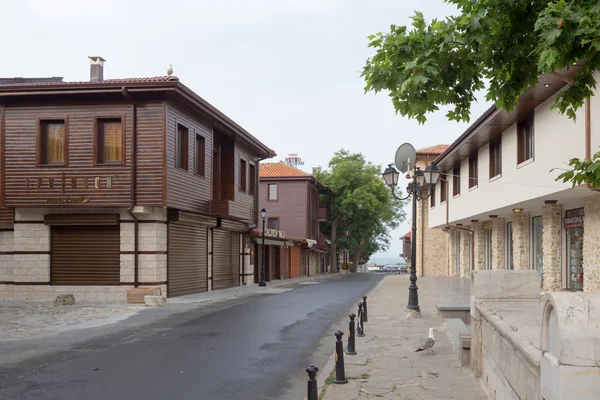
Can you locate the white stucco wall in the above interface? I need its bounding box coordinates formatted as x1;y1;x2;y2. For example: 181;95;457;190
430;76;600;228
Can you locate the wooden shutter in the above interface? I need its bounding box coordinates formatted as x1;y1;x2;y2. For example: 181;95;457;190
212;229;238;290
50;226;120;285
168;222;208;297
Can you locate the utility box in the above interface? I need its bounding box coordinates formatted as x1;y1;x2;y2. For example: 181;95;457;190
540;292;600;400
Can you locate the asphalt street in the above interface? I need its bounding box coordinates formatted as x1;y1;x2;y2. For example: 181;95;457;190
0;273;384;400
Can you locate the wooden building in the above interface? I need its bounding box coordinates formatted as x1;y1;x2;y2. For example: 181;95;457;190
0;57;275;300
253;162;328;282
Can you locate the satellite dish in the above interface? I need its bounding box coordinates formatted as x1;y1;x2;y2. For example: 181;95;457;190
394;143;416;173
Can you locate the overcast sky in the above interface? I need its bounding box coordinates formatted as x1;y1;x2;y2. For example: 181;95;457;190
2;0;492;263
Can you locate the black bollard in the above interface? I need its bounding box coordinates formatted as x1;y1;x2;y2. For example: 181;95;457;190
362;296;368;322
346;313;357;355
357;302;365;337
333;330;347;384
306;364;319;400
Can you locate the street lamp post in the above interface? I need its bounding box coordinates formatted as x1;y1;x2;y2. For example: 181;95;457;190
259;207;267;287
382;162;440;318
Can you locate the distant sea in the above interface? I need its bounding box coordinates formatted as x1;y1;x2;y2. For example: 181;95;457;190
369;255;406;265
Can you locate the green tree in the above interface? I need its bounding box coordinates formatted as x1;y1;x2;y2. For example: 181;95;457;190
362;0;600;186
316;150;405;271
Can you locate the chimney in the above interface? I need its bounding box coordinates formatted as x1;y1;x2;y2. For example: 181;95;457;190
88;56;106;82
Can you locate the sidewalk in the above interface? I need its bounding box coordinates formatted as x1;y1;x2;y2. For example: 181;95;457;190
318;274;486;400
0;273;338;342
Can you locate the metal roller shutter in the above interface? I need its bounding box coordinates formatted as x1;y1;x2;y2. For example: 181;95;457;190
50;226;120;285
168;222;208;297
212;229;238;290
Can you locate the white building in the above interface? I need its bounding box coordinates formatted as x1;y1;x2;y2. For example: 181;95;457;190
429;69;600;293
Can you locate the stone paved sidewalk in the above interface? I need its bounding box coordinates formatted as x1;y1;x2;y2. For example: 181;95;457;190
318;274;486;400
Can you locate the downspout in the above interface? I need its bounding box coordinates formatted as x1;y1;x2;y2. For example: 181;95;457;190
123;88;139;288
551;72;599;192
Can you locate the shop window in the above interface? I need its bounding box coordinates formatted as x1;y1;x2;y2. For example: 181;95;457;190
565;208;584;291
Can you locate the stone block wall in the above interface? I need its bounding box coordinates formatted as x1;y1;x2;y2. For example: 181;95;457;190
0;230;14;282
416;187;450;277
13;222;50;283
512;213;530;270
472;222;485;270
459;229;471;278
583;195;600;292
543;203;562;291
492;218;505;270
308;251;320;276
448;229;457;276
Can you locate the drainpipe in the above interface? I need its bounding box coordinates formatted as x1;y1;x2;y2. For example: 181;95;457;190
551;73;599;192
124;88;139;288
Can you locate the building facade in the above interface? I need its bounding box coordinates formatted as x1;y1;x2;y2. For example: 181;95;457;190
429;68;600;291
411;145;451;276
254;162;328;282
0;57;275;300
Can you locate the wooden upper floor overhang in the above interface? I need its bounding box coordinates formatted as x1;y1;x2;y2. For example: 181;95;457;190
0;76;275;159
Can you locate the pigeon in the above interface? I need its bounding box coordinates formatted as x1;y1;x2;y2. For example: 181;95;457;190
415;328;438;353
167;64;174;76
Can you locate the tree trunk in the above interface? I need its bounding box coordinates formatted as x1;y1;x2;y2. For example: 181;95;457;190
353;238;366;269
330;219;338;273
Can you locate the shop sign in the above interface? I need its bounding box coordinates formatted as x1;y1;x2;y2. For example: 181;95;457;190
25;174;114;193
265;229;285;238
564;215;584;229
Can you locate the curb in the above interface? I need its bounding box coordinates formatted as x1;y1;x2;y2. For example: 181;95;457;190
309;274;391;399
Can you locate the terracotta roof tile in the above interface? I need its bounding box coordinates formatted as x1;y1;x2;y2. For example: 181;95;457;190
401;231;412;238
260;162;313;178
416;144;449;156
0;76;179;87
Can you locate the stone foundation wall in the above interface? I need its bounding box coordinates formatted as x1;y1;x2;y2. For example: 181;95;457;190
543;203;562;291
0;230;14;283
1;207;169;301
512;213;530;270
308;252;320;276
492;218;505;270
583;195;600;292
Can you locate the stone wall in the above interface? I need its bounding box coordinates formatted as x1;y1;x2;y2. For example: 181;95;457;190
415;166;450;277
0;230;14;298
512;213;530;270
308;251;320;276
543;203;562;291
459;229;471;278
583;195;600;292
13;222;50;283
448;229;457;276
472;222;485;270
492;218;505;270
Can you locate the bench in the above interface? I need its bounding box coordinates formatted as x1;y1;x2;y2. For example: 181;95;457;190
436;304;471;325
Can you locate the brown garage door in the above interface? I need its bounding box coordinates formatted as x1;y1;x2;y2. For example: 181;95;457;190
168;222;208;297
212;229;239;290
50;226;120;285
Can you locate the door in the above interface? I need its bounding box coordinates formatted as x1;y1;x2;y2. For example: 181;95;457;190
51;226;120;285
290;247;301;278
212;229;239;290
168;222;208;297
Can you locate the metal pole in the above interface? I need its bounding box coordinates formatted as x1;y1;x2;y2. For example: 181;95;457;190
346;313;356;355
362;296;368;322
407;176;420;314
357;302;365;337
306;364;319;400
259;216;267;287
333;331;347;384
